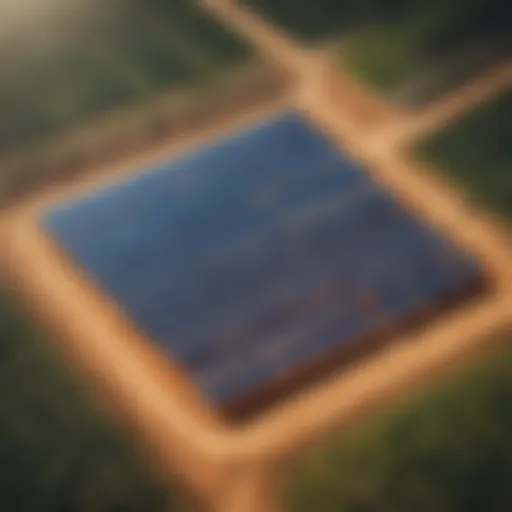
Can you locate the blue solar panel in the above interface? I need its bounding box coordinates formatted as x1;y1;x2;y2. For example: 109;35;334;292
42;111;484;407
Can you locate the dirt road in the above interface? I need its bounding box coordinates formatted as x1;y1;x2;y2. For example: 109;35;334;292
202;0;400;129
368;61;512;149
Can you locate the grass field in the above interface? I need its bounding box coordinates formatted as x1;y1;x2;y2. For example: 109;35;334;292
245;0;365;42
0;0;276;208
342;22;510;102
0;287;176;511
417;91;512;219
0;0;251;156
248;0;510;102
284;336;512;512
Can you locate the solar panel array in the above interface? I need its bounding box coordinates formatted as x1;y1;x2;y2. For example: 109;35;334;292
43;112;483;407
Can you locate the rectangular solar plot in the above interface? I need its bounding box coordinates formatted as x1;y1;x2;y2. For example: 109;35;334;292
42;111;486;414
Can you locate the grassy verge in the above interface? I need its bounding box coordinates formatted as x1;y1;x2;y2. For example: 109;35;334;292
246;0;366;42
285;336;512;512
0;60;277;207
342;23;419;92
0;1;252;156
0;286;175;511
343;28;510;105
416;90;512;219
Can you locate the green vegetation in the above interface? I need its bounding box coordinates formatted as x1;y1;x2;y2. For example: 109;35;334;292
250;0;511;98
0;286;175;511
417;91;512;219
247;0;368;42
343;0;511;95
285;337;512;512
343;24;419;91
0;0;251;155
250;0;511;43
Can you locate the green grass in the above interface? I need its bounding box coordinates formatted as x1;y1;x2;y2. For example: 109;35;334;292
285;338;512;512
246;0;367;42
0;0;251;155
0;286;176;511
417;91;512;219
343;23;420;91
249;0;510;98
341;6;459;92
343;29;510;100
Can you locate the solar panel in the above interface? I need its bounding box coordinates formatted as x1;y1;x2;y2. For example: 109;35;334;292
42;111;485;410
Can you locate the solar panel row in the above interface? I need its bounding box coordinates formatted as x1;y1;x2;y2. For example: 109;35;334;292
43;112;483;407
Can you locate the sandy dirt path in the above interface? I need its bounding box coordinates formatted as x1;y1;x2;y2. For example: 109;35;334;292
202;0;313;74
4;220;229;501
368;61;512;149
201;0;401;129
